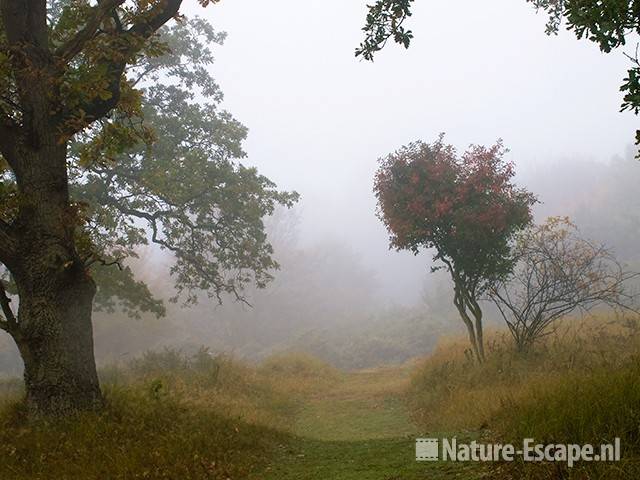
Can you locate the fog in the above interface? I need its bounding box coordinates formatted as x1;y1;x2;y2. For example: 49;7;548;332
2;0;640;374
200;0;638;304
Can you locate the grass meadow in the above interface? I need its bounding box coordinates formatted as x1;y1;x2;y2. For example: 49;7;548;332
1;314;639;478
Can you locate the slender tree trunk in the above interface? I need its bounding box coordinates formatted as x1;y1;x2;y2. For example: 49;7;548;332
453;287;484;363
467;297;485;362
460;309;481;361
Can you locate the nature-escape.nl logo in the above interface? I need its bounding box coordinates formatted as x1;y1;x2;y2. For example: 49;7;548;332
416;438;621;468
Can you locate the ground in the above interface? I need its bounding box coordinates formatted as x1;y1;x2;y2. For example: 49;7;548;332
256;364;488;479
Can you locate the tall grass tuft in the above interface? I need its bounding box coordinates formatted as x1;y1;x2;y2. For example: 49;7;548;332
494;360;640;479
407;315;640;478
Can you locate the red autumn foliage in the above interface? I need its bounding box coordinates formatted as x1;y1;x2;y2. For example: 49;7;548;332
374;135;536;361
374;136;536;284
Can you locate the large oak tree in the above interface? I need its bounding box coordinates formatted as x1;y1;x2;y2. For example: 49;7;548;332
0;1;298;414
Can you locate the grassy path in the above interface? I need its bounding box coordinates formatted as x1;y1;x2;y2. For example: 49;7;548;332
256;365;487;479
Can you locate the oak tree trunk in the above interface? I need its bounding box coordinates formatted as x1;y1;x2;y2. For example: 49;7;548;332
7;140;103;415
0;0;183;416
15;273;102;414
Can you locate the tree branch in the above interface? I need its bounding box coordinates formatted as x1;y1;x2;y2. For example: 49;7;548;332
84;252;124;270
129;0;183;38
100;196;249;306
55;0;126;63
0;279;17;333
356;0;414;61
66;0;183;131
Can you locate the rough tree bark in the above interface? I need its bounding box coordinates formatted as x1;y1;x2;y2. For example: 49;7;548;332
14;272;101;413
2;138;103;414
0;0;183;414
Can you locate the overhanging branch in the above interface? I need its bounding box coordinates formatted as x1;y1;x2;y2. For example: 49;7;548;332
100;196;249;306
55;0;126;63
64;0;184;131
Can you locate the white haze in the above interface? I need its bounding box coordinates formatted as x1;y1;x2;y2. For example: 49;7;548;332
2;0;640;373
191;0;638;305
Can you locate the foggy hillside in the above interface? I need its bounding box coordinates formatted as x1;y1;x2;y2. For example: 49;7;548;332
1;0;639;374
4;1;640;479
2;147;639;375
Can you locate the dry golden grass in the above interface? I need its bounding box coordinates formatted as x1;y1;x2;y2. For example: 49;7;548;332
0;349;346;479
408;314;640;479
98;349;344;430
408;315;640;430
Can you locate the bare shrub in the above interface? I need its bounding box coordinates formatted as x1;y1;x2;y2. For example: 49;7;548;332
488;217;640;352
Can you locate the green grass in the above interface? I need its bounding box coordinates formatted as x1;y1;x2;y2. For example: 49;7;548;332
256;365;486;479
292;368;418;441
295;396;415;441
258;436;487;480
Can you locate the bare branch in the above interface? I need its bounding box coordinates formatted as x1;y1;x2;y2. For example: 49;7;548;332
84;253;124;270
488;217;640;352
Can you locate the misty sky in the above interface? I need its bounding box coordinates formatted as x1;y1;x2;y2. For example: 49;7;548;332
185;0;638;305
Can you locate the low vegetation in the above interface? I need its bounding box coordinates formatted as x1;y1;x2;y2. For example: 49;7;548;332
0;388;286;480
0;350;338;479
408;314;640;478
496;363;640;478
2;314;640;478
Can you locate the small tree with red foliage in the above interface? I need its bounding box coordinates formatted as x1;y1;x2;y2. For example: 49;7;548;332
374;136;536;361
